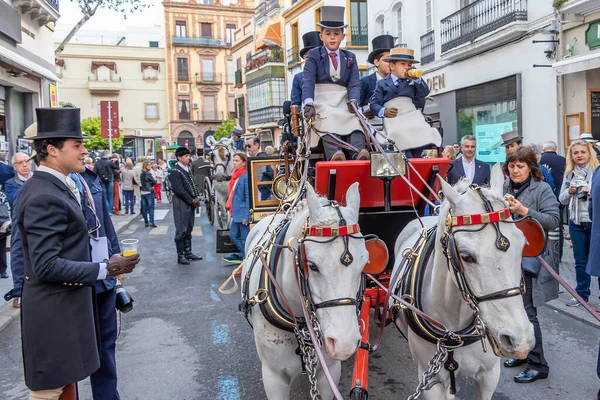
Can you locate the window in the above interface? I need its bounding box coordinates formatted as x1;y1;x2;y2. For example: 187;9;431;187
396;6;403;43
175;20;187;37
149;41;159;47
350;0;368;46
227;60;235;83
97;65;111;81
143;67;157;79
291;22;299;60
236;57;242;71
237;97;246;129
145;103;159;120
177;58;189;81
228;96;236;117
202;95;216;120
425;0;433;32
201;23;212;37
203;0;214;3
376;15;384;35
202;59;214;81
226;23;236;45
314;7;322;31
178;98;190;120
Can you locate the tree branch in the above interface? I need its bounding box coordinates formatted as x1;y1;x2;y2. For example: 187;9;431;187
54;2;101;56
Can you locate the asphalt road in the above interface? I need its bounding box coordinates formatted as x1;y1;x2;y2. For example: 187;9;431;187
0;203;599;400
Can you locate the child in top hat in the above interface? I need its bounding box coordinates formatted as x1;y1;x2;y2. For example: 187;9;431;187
291;31;323;107
359;34;395;109
301;5;367;161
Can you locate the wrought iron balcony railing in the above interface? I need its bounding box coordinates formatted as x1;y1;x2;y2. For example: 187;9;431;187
195;72;222;85
249;106;283;125
347;26;368;47
255;2;266;22
441;0;527;53
266;0;279;13
246;48;284;72
420;31;435;65
287;46;300;66
177;72;189;81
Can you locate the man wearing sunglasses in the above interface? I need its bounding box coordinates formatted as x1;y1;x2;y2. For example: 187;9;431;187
245;136;273;201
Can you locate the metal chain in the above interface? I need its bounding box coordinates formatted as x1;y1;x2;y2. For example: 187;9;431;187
407;342;449;400
295;325;323;400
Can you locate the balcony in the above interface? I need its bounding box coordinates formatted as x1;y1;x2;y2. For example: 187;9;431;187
266;0;279;13
249;106;283;126
441;0;528;53
246;48;284;73
88;76;122;93
286;46;300;66
347;26;368;47
195;72;222;85
172;36;228;48
177;72;189;82
13;0;59;26
255;2;266;24
197;111;225;122
235;69;243;86
556;0;600;16
420;31;435;65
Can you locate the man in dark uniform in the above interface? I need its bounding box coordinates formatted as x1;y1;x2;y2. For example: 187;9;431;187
359;34;394;110
17;107;139;399
290;31;323;107
168;146;203;265
191;148;211;197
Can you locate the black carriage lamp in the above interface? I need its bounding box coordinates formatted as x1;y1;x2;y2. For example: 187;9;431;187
370;151;406;212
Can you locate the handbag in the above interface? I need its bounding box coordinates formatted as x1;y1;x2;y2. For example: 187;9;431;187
216;229;238;254
522;256;542;277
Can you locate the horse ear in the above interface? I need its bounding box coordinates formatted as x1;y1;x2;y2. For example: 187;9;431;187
345;182;360;213
438;176;461;206
305;183;322;218
490;163;504;198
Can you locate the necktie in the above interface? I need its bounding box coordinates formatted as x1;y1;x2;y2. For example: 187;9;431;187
65;175;82;205
329;52;338;71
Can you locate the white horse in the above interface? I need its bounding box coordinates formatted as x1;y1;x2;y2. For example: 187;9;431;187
393;164;535;400
206;136;234;229
243;183;368;399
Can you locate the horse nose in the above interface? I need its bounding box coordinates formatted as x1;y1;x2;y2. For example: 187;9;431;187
324;336;358;360
325;337;337;358
499;333;517;351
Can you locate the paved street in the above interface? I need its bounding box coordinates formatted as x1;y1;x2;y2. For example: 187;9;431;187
0;202;599;399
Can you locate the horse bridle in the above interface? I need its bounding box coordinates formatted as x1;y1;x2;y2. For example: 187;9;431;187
296;200;375;311
210;144;232;181
441;186;526;309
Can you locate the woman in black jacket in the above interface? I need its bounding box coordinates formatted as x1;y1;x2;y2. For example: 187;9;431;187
140;160;157;227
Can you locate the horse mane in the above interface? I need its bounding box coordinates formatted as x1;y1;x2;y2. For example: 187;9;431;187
287;192;344;227
217;146;226;161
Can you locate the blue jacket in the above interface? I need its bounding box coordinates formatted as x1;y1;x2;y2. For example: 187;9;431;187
301;46;360;104
231;173;249;223
231;137;245;152
446;157;490;187
540;151;566;198
4;175;26;209
588;167;600;277
540;164;556;193
76;170;120;292
4;189;24;300
291;72;303;107
359;73;377;107
0;163;15;186
370;74;430;117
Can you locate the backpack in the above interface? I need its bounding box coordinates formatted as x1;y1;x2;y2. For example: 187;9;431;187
97;161;111;184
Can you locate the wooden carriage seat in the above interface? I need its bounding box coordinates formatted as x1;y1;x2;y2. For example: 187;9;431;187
314;158;451;209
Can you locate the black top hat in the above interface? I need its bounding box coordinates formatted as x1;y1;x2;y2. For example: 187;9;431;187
368;35;395;64
300;31;323;59
316;6;348;29
29;108;89;141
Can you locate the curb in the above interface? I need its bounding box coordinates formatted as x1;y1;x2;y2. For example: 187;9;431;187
545;292;600;330
0;212;140;333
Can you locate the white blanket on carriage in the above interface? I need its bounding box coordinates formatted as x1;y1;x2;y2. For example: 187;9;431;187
312;84;363;145
382;97;442;151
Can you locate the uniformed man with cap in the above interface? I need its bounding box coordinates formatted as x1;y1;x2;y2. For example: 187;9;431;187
230;125;245;152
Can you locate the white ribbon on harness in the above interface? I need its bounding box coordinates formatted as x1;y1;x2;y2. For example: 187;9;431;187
382;97;442;151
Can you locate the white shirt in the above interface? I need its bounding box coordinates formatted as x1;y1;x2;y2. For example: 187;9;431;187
37;165;107;280
461;156;476;185
177;162;189;173
376;72;385;81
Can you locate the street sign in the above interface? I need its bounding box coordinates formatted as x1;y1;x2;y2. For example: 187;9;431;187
100;101;119;140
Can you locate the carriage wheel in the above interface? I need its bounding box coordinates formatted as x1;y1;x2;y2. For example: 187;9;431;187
204;177;215;226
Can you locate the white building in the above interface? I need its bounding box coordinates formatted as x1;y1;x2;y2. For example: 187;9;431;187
368;0;559;162
54;25;166;48
0;0;60;154
282;0;370;101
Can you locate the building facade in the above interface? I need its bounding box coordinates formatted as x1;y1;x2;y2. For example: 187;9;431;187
553;1;600;150
283;0;370;100
55;42;167;159
368;0;558;163
231;19;253;130
163;0;253;154
0;0;60;155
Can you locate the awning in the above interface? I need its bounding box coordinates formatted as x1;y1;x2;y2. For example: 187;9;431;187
0;44;59;82
255;22;282;50
553;51;600;75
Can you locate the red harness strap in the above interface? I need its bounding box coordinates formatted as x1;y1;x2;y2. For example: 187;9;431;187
449;208;510;228
304;223;360;237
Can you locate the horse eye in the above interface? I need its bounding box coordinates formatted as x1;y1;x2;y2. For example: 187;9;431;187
460;252;477;264
308;262;319;272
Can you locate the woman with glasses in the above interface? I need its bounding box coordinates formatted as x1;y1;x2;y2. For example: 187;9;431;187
560;140;600;308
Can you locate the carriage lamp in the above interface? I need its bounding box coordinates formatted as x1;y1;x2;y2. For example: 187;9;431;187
370;152;405;178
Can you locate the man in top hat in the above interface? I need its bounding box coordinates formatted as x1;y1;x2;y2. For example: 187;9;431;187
501;130;523;154
359;34;395;109
291;31;323;107
168;146;203;265
230;125;245;152
17;107;140;400
302;5;368;161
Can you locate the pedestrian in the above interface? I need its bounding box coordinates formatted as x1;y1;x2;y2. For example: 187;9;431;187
168;147;203;264
586;163;600;399
191;149;210;196
528;143;556;192
441;145;457;160
540;141;566;197
17;107;139;399
111;154;123;215
223;152;249;264
84;157;94;171
87;146;100;162
159;158;169;191
151;164;164;202
502;146;560;383
231;126;245;152
133;157;143;213
580;132;600;158
73;168;123;400
501;130;523;154
4;152;32;209
0;152;15;185
559;139;599;307
245;135;273;200
140;160;157;228
94;150;119;214
265;146;274;156
121;160;136;214
446;135;490;186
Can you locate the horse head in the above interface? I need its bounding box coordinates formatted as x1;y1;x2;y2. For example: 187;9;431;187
438;164;534;359
302;182;367;360
212;139;234;182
